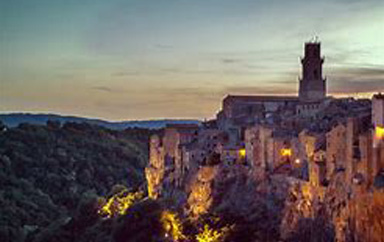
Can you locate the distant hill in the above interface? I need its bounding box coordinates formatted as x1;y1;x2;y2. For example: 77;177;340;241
0;113;201;130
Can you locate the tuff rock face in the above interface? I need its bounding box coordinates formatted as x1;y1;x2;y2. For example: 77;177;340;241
145;147;296;240
279;171;384;242
186;166;217;218
322;172;384;242
146;145;384;242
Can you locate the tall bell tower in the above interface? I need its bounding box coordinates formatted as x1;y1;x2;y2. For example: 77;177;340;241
299;40;326;101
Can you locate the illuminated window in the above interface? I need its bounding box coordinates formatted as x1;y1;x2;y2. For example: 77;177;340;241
280;148;292;157
238;148;246;158
376;126;384;139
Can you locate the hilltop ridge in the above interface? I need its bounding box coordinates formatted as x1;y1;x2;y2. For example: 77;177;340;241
0;113;201;130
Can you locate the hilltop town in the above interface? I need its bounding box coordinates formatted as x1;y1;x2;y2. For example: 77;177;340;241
146;41;384;241
1;41;383;242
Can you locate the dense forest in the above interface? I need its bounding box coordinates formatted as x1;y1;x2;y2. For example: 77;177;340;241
0;121;152;242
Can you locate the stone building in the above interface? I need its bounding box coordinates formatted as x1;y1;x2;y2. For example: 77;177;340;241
146;41;378;215
372;93;384;176
355;131;374;186
146;123;199;198
143;40;383;242
372;93;384;131
326;123;347;180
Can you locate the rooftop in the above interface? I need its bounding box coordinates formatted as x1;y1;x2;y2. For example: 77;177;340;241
223;95;299;103
373;93;384;100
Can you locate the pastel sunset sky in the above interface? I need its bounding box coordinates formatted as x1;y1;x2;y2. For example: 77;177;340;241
1;0;383;120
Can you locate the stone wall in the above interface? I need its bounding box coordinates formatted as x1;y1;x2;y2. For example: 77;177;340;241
326;123;347;180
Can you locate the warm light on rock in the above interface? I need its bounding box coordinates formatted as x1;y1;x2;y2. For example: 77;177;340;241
98;191;144;218
160;211;185;241
196;224;230;242
187;166;217;218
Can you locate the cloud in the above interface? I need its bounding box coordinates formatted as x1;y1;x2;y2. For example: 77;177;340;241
221;58;241;64
91;86;115;93
154;85;297;101
154;44;173;49
152;87;223;101
330;79;384;93
337;67;384;76
223;85;297;95
328;66;384;93
112;71;141;77
89;86;224;119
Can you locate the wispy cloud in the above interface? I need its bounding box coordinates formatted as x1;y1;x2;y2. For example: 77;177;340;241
331;80;384;93
221;58;242;64
328;66;384;93
223;85;297;95
112;71;141;77
334;66;384;76
154;44;174;50
92;86;115;93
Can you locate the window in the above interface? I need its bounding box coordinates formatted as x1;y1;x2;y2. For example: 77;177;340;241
247;106;253;115
314;69;318;78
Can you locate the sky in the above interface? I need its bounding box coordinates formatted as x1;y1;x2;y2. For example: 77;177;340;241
1;0;383;121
